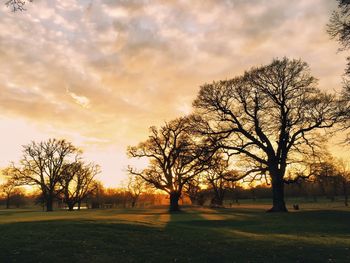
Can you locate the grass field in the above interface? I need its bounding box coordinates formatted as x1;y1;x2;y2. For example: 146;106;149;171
0;204;349;262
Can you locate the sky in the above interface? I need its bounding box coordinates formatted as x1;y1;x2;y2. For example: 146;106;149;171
0;0;348;187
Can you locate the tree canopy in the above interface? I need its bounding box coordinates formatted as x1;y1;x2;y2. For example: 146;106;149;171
193;57;340;211
328;0;350;140
5;0;33;12
10;138;81;211
127;117;211;211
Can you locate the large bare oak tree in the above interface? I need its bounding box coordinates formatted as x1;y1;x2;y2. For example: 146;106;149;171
127;117;210;211
193;58;339;212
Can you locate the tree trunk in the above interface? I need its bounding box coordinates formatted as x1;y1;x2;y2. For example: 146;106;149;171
343;180;348;207
169;191;180;212
268;177;288;212
210;197;223;207
78;200;81;210
6;195;10;209
68;203;74;211
46;196;53;212
210;192;224;207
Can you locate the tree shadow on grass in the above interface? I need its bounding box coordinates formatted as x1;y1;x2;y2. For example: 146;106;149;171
0;219;174;263
163;208;350;262
171;209;350;236
94;207;170;216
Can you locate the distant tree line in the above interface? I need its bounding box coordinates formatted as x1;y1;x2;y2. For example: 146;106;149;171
2;154;349;210
0;173;167;210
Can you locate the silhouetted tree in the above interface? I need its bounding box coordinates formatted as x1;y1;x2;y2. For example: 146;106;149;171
328;0;350;74
337;158;350;206
90;181;105;209
128;117;210;212
5;0;33;12
328;1;350;140
312;156;350;205
0;173;17;209
60;162;100;211
193;58;339;212
337;83;350;142
9;189;26;208
127;175;147;208
10;139;81;211
205;154;235;207
183;177;205;205
312;160;340;201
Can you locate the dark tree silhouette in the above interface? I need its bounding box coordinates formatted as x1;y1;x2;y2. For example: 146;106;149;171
10;139;80;211
205;154;235;207
328;0;350;74
193;58;339;212
311;156;350;206
314;161;343;201
337;82;350;141
183;177;204;205
328;1;350;140
337;158;350;206
127;175;146;208
127;117;210;212
60;162;100;211
0;172;18;209
5;0;33;12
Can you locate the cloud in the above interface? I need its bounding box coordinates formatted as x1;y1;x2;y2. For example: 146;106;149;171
0;0;346;185
67;89;91;108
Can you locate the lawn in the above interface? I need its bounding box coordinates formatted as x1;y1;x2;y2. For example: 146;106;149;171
0;205;349;262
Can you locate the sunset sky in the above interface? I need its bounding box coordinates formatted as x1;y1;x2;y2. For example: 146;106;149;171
0;0;348;187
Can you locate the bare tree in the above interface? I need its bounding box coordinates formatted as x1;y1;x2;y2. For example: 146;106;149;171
127;117;210;212
336;82;350;143
5;0;33;12
337;158;350;206
202;152;243;207
207;174;226;207
312;159;340;201
183;177;205;206
328;1;350;73
328;1;350;139
0;170;18;209
193;58;339;212
205;154;236;207
60;162;100;211
127;175;146;208
10;138;81;211
0;182;15;209
312;156;350;206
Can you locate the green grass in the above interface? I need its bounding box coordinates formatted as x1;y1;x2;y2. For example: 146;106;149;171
0;205;349;262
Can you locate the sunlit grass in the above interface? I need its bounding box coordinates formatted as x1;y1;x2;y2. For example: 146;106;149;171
0;206;349;262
